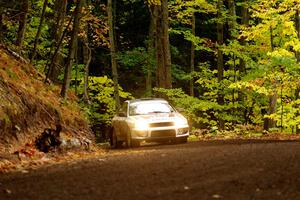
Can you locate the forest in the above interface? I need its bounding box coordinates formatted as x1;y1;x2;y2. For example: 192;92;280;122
1;0;300;140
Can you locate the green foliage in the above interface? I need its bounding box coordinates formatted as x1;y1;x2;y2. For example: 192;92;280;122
154;87;221;128
117;47;155;75
3;0;300;137
276;99;300;129
170;29;213;52
77;76;132;126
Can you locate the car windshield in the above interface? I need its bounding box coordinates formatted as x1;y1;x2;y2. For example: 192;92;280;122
129;101;174;116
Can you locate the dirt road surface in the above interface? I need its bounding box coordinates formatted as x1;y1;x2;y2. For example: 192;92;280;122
1;140;300;200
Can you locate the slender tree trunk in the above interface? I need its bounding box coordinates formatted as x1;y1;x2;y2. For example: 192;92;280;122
61;0;82;99
217;0;225;130
108;0;120;110
146;11;155;96
190;13;195;97
0;12;4;43
295;88;300;133
228;0;236;38
151;0;172;89
264;26;277;131
113;0;117;49
270;26;274;52
153;5;164;88
15;0;29;50
295;9;300;133
239;0;249;76
228;0;237;117
48;0;67;82
239;0;249;124
146;64;152;96
267;92;277;129
81;0;91;103
74;44;79;95
83;41;91;103
296;10;300;62
30;0;48;63
161;0;172;89
46;14;73;82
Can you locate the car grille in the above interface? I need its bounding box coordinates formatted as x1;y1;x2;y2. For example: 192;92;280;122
151;130;176;137
149;122;174;128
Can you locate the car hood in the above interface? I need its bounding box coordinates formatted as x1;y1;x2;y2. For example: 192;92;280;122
129;113;181;123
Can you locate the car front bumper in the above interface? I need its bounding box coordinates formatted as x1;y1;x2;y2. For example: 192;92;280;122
131;125;189;141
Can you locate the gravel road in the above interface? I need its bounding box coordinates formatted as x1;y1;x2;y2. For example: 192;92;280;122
1;140;300;200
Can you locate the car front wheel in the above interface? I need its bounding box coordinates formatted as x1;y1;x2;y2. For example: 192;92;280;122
131;139;140;148
124;129;131;148
125;132;140;148
176;136;188;144
111;129;122;149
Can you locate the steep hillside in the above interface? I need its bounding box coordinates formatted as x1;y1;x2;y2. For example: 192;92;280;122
0;47;94;153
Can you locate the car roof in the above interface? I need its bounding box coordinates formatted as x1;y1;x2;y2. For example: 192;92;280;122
127;98;168;104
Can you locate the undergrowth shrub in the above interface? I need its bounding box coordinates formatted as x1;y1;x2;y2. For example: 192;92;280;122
77;76;132;141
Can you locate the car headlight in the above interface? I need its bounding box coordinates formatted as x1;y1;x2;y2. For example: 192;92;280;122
175;117;188;126
135;119;149;130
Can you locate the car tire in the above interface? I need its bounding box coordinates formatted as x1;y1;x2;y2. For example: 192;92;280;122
176;136;188;144
131;139;140;148
125;131;132;148
111;129;122;149
160;140;171;145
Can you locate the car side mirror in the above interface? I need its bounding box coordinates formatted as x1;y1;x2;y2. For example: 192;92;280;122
118;112;127;117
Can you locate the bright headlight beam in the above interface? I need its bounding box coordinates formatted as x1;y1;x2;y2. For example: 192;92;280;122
135;120;149;130
175;117;188;126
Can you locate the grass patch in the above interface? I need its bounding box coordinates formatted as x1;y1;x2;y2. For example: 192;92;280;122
188;135;199;142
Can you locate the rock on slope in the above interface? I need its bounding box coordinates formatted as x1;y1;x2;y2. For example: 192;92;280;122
0;46;94;153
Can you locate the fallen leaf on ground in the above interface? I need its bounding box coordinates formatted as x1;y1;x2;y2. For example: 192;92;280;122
212;194;222;199
4;189;12;194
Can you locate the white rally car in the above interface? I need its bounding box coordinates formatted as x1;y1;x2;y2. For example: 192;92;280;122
110;98;189;148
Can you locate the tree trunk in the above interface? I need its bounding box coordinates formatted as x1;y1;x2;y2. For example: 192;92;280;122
228;0;237;117
48;0;67;82
295;88;300;133
190;13;195;97
267;93;277;129
146;11;155;96
228;0;236;38
81;0;91;103
15;0;29;50
295;10;300;133
113;0;117;50
108;0;120;110
46;13;73;83
74;43;79;95
239;0;249;124
161;0;172;89
83;41;91;103
264;26;277;131
61;0;82;99
217;0;225;130
153;5;164;88
239;0;249;76
0;13;4;43
30;0;48;63
151;0;172;89
296;10;300;62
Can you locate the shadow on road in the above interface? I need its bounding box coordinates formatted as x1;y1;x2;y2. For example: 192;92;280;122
106;139;300;152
